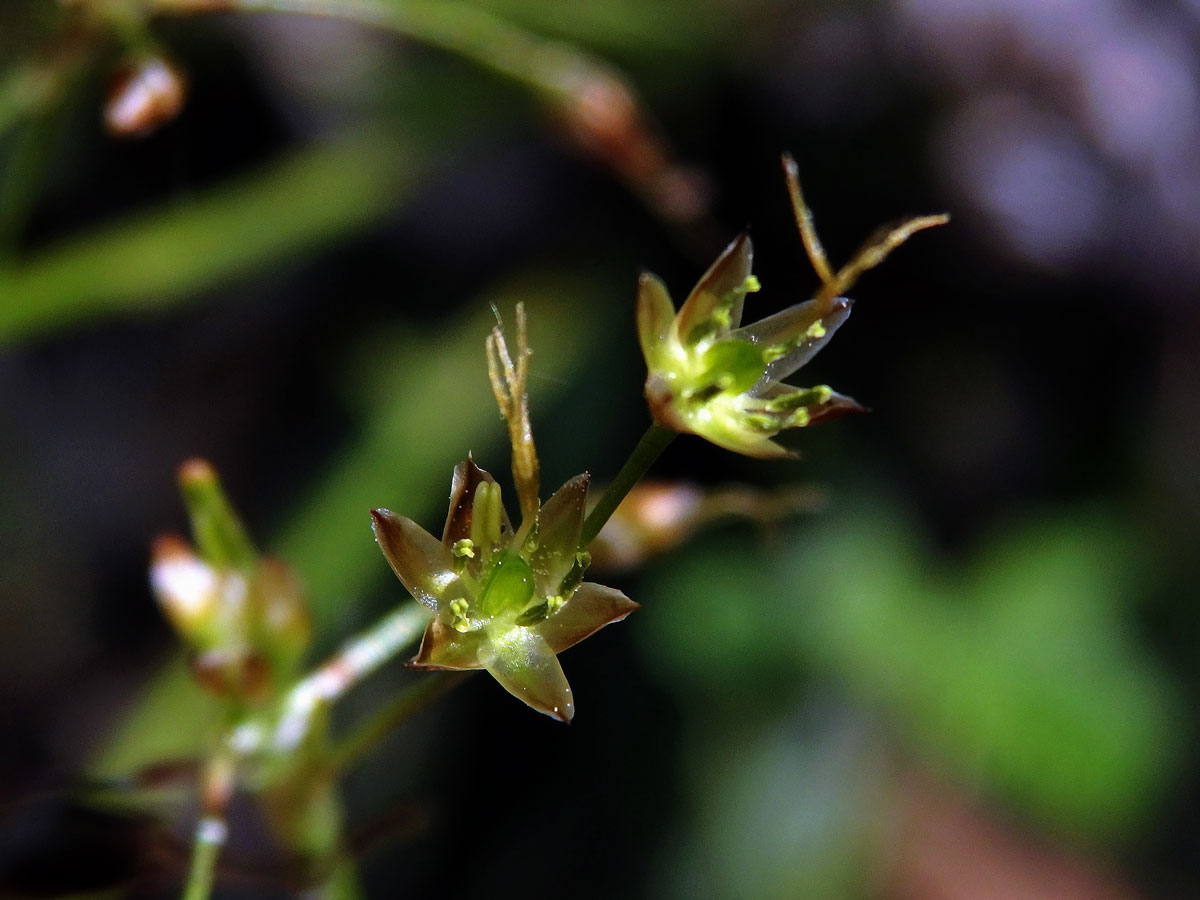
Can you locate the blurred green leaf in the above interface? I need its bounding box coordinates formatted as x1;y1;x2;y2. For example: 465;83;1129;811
639;499;1181;842
0;66;37;145
0;132;418;345
658;707;885;900
633;528;790;699
92;656;219;779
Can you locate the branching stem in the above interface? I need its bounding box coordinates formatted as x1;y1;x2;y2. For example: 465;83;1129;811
147;0;606;107
179;602;430;900
580;422;676;548
263;602;431;756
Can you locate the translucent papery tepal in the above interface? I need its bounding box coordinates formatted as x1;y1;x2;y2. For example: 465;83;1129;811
370;509;457;611
755;382;866;427
733;296;853;393
637;272;677;371
410;618;486;670
442;456;512;552
478;626;574;722
536;582;639;653
674;234;753;341
528;473;590;597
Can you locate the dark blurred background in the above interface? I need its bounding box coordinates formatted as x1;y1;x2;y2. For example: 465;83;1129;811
2;0;1199;898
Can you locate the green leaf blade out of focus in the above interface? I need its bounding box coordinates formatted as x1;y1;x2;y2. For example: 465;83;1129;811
637;498;1182;844
0;132;419;346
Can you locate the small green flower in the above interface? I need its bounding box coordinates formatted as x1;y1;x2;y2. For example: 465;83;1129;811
638;154;948;458
372;307;637;722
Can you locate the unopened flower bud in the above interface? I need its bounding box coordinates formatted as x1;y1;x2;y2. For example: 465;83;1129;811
152;459;310;701
105;57;187;139
150;535;222;645
178;458;257;572
588;481;825;570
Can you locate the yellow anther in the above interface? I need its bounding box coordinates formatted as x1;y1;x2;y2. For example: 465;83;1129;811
449;598;471;633
805;320;826;340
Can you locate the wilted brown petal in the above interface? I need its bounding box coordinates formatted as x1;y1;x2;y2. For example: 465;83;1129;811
441;456;510;547
530;473;590;596
675;234;753;339
537;582;639;655
371;510;455;610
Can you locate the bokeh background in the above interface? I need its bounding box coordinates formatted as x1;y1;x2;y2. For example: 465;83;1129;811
2;0;1199;897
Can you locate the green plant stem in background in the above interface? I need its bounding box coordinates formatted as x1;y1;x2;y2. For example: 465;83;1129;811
0;47;96;257
179;748;237;900
580;422;675;547
172;603;429;900
150;0;616;107
180;820;223;900
251;602;431;759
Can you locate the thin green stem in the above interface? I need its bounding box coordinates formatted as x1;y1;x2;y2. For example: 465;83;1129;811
149;0;600;105
178;603;430;899
179;750;236;900
180;822;222;900
580;422;675;548
146;0;709;230
327;672;468;774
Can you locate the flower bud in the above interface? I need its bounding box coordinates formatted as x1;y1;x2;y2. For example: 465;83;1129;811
151;460;310;702
588;480;825;570
105;57;187;139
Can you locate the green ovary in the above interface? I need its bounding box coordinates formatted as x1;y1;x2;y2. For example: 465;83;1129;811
479;550;535;617
696;339;763;395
